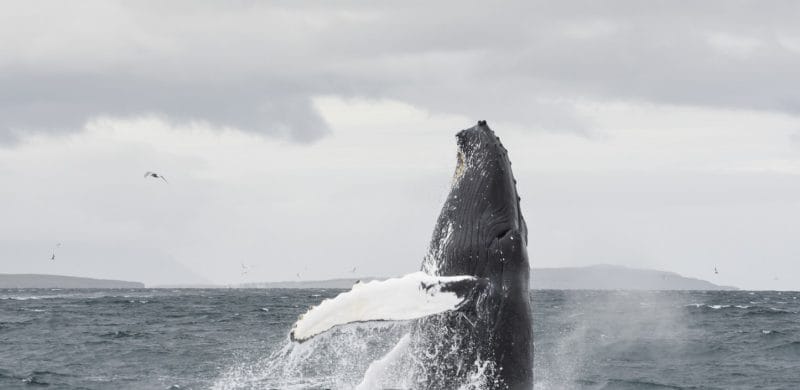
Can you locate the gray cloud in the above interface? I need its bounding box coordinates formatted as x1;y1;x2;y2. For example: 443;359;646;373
0;71;329;142
1;1;800;143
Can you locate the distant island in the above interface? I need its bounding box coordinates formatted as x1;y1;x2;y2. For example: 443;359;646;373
0;274;144;289
237;265;737;291
532;265;737;290
2;265;736;290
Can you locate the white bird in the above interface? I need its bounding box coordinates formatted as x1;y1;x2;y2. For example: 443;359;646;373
144;171;168;183
241;263;249;276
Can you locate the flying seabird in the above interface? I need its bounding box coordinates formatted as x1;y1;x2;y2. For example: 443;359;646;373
144;171;168;183
714;267;718;274
50;242;61;261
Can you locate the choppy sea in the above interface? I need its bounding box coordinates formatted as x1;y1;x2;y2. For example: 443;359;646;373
1;289;799;389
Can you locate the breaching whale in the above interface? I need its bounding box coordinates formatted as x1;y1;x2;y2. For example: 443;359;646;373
290;121;532;389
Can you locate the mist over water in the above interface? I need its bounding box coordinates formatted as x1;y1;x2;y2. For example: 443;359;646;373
2;288;800;389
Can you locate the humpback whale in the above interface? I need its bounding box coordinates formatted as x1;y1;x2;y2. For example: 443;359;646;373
291;121;532;389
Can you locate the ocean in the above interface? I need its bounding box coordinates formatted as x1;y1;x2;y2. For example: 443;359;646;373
1;289;799;389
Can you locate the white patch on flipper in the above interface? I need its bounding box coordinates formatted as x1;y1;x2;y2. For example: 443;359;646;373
291;272;474;342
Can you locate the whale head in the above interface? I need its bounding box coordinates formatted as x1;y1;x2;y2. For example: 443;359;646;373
424;120;528;278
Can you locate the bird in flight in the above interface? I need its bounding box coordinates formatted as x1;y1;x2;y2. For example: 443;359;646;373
714;267;718;274
50;243;61;261
144;171;168;183
241;263;249;276
351;267;357;273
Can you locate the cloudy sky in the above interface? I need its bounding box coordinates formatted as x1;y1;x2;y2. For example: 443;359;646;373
1;1;799;289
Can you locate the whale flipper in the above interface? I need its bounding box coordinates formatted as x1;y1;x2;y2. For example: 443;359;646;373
290;272;486;342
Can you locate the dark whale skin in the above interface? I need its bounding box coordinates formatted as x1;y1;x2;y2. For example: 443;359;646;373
413;121;532;389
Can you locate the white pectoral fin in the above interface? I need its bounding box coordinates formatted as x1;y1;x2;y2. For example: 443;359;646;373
289;272;483;342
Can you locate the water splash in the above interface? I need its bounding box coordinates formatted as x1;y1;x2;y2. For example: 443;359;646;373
212;322;409;389
355;334;413;389
421;221;454;275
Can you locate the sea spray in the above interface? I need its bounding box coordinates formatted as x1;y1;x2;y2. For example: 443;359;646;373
212;321;409;389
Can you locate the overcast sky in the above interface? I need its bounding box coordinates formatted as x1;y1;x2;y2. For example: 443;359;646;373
1;1;799;289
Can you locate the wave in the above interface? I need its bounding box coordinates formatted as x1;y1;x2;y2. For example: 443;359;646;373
17;370;75;387
21;375;50;386
99;330;147;339
85;297;155;306
1;295;48;300
0;369;15;380
685;303;741;310
684;303;795;315
765;341;800;358
745;307;795;315
600;378;695;389
0;292;154;301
